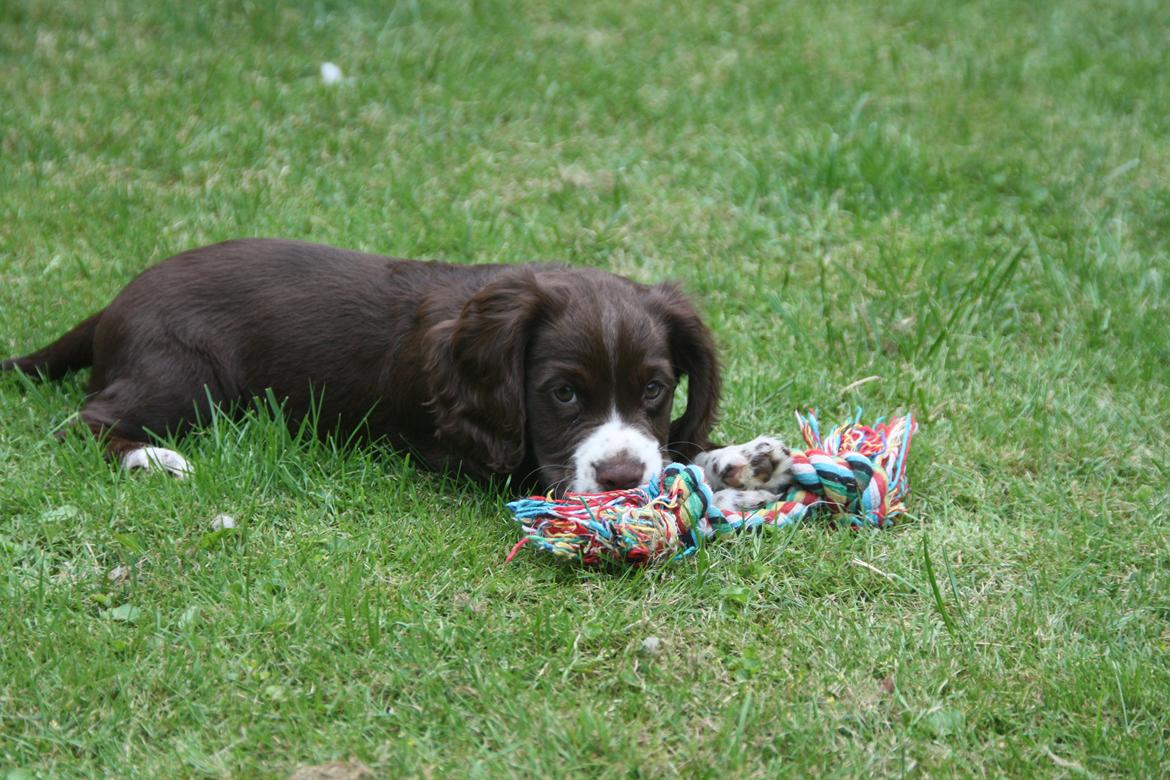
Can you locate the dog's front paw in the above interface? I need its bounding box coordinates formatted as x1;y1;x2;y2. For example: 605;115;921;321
696;436;794;492
712;488;783;513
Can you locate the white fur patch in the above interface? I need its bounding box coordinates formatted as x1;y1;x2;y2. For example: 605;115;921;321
122;446;192;479
571;413;662;493
712;488;783;513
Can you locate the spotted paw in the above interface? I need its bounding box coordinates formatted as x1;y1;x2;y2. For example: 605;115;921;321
712;488;783;513
121;446;193;479
696;436;794;492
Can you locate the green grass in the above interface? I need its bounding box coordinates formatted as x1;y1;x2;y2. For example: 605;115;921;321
2;0;1169;776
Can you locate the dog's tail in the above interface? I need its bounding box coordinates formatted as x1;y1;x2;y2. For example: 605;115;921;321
1;311;103;380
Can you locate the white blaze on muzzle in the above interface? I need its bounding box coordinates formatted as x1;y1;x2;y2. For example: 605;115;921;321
570;411;662;493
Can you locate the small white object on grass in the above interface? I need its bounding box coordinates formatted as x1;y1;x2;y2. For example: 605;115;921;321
210;514;236;531
320;62;343;85
640;636;663;656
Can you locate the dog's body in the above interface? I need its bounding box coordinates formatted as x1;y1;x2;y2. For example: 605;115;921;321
2;239;793;502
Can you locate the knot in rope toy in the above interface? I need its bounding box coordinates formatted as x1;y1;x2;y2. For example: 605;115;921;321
506;410;916;566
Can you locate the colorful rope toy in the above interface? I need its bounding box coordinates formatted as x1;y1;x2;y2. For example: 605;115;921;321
506;410;917;566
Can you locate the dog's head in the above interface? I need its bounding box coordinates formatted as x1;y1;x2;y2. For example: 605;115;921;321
425;267;720;494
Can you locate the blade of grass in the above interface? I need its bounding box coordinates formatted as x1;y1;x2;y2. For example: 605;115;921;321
923;535;959;638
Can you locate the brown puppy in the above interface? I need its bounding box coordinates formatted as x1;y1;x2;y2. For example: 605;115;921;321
4;239;740;494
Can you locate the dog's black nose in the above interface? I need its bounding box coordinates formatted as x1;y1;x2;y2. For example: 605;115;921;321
594;458;645;491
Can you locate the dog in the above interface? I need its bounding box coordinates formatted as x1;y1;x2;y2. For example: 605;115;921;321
2;239;793;504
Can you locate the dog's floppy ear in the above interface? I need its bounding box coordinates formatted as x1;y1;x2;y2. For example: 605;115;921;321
425;268;549;478
650;282;722;462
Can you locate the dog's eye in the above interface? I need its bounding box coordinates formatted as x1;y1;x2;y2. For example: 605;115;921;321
552;384;577;404
644;381;665;401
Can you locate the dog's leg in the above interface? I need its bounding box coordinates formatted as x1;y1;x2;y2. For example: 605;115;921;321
80;381;197;479
698;436;797;513
711;487;785;513
694;435;795;493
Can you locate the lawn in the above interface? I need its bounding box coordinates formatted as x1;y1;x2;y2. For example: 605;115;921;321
2;0;1168;777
